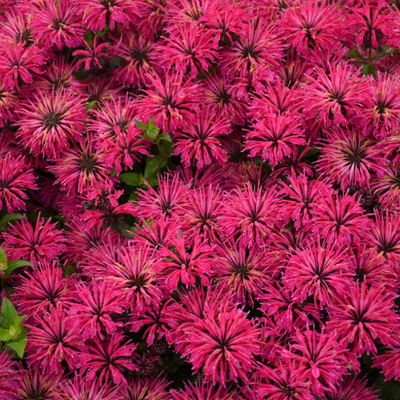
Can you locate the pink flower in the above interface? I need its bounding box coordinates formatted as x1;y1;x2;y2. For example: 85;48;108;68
279;0;347;55
65;376;119;400
103;125;150;174
88;243;163;310
0;351;18;400
282;328;349;396
220;184;280;247
26;306;81;374
76;0;137;31
174;106;230;169
28;0;86;50
221;19;283;78
0;11;33;46
245;114;306;168
180;307;261;386
372;165;400;211
111;31;161;88
279;174;333;230
17;369;64;400
302;64;369;128
177;185;224;243
0;83;18;127
327;282;399;356
362;72;400;139
70;280;125;340
316;127;387;189
256;360;315;400
312;193;371;245
137;72;201;133
0;41;45;90
136;174;188;220
160;235;214;290
129;301;177;345
284;241;352;307
16;88;87;158
121;376;170;400
214;240;272;306
202;70;247;124
2;215;67;265
351;0;393;49
159;23;218;75
366;211;400;270
171;378;233;400
89;95;136;140
13;261;75;319
50;134;113;195
0;153;37;213
73;36;109;71
321;376;379;400
79;333;137;386
373;341;400;381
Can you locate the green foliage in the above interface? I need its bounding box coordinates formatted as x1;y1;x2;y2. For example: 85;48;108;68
362;63;377;78
0;213;25;232
0;246;33;279
0;298;27;358
132;118;174;183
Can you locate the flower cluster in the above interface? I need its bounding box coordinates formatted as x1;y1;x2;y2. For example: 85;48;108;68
1;0;400;399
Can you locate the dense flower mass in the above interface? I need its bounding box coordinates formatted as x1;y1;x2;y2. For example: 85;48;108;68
1;1;400;399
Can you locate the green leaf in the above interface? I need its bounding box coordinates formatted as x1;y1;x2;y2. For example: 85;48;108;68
144;128;159;142
135;120;148;130
159;132;172;142
0;213;25;232
160;140;174;158
0;327;12;341
347;49;364;60
86;100;97;110
1;298;19;325
362;63;377;78
120;172;143;187
145;176;159;187
84;30;94;47
7;334;27;358
2;260;33;279
0;247;7;271
96;26;109;37
144;156;167;179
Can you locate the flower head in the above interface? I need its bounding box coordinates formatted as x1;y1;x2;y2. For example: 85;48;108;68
17;89;87;158
180;307;261;386
2;215;66;265
79;332;137;386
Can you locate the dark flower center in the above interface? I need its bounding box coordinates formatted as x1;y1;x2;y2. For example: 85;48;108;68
233;263;249;277
79;154;97;171
344;147;366;166
242;45;260;59
44;112;62;128
16;29;33;46
131;49;149;66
